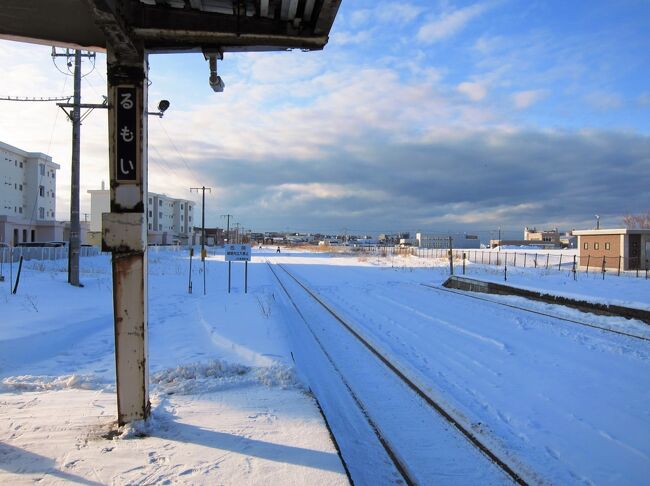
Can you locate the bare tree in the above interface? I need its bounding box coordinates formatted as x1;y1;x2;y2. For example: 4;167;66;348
623;211;650;229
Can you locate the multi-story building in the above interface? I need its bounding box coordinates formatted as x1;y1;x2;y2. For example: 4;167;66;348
87;185;195;246
0;141;63;245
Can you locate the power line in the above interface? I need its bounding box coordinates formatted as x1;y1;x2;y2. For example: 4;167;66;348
157;117;198;179
0;95;72;102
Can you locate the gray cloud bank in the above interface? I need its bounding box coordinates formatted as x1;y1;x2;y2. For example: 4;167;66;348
181;129;649;234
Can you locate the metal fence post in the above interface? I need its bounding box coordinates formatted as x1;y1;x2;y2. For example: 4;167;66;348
618;256;621;276
602;256;606;280
572;255;577;280
586;254;590;274
558;254;562;271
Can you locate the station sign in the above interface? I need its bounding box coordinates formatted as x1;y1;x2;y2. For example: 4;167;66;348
225;244;251;262
115;86;140;183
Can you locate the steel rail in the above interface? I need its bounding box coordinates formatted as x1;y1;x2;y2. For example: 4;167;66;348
274;263;528;486
421;284;650;343
266;262;415;485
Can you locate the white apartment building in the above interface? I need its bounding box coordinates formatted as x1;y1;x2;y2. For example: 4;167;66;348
88;185;195;246
0;141;63;245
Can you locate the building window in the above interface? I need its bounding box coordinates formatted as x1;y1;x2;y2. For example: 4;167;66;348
39;207;45;219
158;224;162;230
19;184;22;191
39;164;44;175
148;223;152;230
31;230;35;242
148;210;152;217
583;242;588;250
39;185;45;197
23;229;27;242
594;243;599;250
181;204;184;209
19;207;22;214
149;198;152;204
159;211;162;218
605;242;611;250
20;161;23;168
181;215;184;221
159;200;162;206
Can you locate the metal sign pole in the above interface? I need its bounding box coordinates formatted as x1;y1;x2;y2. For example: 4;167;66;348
245;260;248;293
228;261;231;293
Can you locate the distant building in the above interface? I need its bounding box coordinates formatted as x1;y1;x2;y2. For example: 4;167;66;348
0;141;64;245
417;233;480;249
490;227;563;249
573;228;650;270
524;227;561;245
193;227;224;246
87;185;195;246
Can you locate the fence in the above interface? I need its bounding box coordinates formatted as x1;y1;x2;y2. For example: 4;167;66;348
0;245;100;263
352;246;649;279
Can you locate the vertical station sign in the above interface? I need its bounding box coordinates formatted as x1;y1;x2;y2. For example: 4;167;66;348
115;86;140;183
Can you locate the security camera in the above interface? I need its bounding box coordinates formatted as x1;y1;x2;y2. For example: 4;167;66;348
203;49;225;93
158;99;170;113
209;73;225;93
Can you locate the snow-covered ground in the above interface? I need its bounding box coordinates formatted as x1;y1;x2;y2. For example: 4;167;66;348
1;249;347;485
2;247;649;484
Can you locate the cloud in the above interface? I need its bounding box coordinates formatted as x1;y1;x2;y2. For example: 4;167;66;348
417;3;490;44
457;81;488;101
512;90;546;109
584;91;623;111
1;36;647;235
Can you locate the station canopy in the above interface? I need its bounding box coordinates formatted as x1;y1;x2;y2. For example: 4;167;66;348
0;0;341;53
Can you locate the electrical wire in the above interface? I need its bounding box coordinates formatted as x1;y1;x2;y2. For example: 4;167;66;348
156;117;199;180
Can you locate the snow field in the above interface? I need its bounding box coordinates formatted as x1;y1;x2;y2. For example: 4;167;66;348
1;249;348;485
1;247;649;484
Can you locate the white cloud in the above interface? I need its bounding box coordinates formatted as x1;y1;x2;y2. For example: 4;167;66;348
417;3;490;44
457;81;487;101
584;91;623;111
512;90;546;109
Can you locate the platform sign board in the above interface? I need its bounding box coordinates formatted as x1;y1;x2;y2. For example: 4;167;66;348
225;244;251;262
115;86;139;183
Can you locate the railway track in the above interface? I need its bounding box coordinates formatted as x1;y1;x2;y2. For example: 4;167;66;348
421;283;650;343
267;261;528;485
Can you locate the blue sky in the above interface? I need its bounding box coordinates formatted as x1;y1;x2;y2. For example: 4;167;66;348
1;0;649;237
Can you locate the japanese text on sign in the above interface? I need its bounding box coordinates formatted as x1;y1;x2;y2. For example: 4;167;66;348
115;87;139;182
225;244;251;262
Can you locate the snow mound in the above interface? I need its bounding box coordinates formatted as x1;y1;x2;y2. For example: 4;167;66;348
1;374;107;392
151;359;300;395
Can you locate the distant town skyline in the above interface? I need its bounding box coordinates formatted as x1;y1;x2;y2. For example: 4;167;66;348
1;0;648;234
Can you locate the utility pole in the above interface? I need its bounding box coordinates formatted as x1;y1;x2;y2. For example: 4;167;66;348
221;213;233;245
52;48;96;287
234;222;241;244
190;186;211;295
